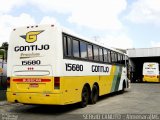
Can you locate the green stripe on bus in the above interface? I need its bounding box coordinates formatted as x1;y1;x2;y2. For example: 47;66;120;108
111;66;118;92
111;66;122;92
115;66;122;91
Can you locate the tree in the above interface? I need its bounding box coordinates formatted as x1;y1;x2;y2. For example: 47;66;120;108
0;42;8;61
0;50;4;59
2;42;8;51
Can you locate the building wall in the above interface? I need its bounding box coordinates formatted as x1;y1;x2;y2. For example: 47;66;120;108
127;47;160;58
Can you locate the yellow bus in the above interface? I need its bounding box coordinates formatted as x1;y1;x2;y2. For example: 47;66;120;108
143;62;160;82
7;24;130;107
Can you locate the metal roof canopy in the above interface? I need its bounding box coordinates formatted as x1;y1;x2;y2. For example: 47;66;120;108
127;47;160;58
127;47;160;82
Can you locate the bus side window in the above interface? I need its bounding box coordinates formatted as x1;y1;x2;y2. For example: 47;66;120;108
63;36;72;56
93;45;99;61
121;55;125;65
114;52;118;64
99;48;103;62
120;55;123;64
103;49;111;63
118;54;121;64
73;39;80;58
80;41;87;59
88;44;93;60
111;51;115;63
103;49;107;62
108;50;111;63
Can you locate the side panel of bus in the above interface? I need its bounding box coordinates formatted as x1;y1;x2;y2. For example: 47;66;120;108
60;61;128;104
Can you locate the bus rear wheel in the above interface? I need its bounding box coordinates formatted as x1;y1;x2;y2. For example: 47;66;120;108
90;85;99;104
80;86;89;108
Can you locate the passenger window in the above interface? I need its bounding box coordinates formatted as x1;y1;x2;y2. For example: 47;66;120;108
88;44;93;60
118;54;121;64
114;53;118;63
108;50;111;63
99;48;103;62
63;36;72;56
104;49;111;63
73;39;80;57
93;45;99;61
111;51;115;63
121;55;125;65
80;41;87;59
103;49;107;62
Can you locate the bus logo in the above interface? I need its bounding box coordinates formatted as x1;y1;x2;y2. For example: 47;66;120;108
20;30;44;43
148;64;154;68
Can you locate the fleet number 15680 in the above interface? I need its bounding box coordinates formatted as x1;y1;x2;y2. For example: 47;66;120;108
22;60;41;65
65;63;83;71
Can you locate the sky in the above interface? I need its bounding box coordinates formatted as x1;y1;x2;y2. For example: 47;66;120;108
1;0;160;49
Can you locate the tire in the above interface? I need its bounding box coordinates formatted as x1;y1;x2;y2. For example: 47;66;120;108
122;81;126;92
90;85;99;104
80;86;89;108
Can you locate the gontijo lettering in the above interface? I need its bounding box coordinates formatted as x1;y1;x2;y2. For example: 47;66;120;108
92;65;109;73
14;44;50;52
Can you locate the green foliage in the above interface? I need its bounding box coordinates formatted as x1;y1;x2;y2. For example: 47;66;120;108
0;50;4;59
2;42;8;51
0;42;8;60
0;49;4;55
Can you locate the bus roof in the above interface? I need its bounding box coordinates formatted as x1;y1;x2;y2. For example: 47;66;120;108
12;24;127;56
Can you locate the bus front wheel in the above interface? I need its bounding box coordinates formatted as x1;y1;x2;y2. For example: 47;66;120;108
122;81;126;92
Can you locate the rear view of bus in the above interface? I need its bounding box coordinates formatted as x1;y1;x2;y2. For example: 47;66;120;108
7;24;130;107
7;25;61;105
143;62;160;82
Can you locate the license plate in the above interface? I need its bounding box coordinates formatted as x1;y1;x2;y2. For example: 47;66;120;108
29;83;39;88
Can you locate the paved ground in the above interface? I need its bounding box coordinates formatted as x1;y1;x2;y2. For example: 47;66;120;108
0;83;160;120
